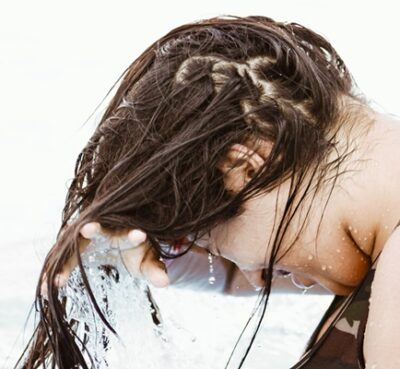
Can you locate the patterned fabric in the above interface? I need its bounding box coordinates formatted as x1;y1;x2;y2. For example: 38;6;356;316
290;263;377;369
289;220;400;369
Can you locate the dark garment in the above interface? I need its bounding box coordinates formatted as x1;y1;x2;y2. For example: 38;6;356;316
291;262;376;369
290;263;377;369
290;220;400;369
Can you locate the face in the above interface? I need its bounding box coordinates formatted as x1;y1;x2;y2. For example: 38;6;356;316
191;140;319;290
188;184;311;290
208;192;282;271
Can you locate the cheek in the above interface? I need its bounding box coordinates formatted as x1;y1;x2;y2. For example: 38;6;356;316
210;216;268;268
209;221;241;263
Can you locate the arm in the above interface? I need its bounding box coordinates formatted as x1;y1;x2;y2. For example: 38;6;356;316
363;226;400;369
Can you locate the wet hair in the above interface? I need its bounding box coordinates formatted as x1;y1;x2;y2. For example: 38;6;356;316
18;14;368;369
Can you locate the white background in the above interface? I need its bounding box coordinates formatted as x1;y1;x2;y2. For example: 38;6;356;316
0;1;399;368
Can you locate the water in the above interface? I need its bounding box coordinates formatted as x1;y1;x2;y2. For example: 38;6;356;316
58;233;204;369
1;235;333;369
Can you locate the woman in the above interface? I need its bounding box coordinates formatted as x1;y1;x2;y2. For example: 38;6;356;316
20;15;400;369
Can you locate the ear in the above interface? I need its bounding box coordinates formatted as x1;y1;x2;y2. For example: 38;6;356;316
218;140;273;193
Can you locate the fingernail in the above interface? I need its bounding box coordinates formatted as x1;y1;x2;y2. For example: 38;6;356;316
128;229;147;246
80;222;100;238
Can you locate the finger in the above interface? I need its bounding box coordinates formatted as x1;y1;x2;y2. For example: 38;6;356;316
125;229;169;286
120;244;148;277
127;229;147;247
117;229;148;273
140;248;169;288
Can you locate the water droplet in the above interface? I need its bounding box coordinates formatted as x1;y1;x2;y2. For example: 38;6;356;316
208;276;216;285
341;237;346;241
321;265;327;271
336;249;341;253
363;236;368;241
307;255;313;260
348;225;353;231
384;225;389;229
328;265;333;269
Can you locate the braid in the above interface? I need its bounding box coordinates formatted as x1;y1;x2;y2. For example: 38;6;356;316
174;54;313;132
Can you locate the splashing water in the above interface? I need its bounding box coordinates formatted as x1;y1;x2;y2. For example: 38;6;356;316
58;233;198;369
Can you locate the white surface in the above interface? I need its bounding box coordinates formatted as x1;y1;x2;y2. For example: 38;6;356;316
1;1;399;368
0;237;333;369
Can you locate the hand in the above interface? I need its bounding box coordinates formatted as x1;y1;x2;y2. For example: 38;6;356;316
40;222;169;298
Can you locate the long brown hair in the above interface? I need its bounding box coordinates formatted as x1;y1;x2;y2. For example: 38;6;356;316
18;15;365;368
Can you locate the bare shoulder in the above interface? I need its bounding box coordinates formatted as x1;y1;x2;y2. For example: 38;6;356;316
363;225;400;369
337;112;400;260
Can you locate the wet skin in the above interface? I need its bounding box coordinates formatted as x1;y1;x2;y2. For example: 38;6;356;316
196;105;400;296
